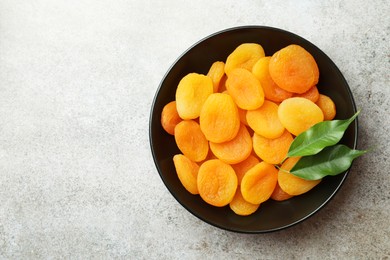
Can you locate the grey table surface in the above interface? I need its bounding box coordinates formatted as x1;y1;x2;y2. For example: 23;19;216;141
0;0;389;259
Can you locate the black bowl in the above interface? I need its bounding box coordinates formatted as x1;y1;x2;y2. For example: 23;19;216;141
149;26;357;233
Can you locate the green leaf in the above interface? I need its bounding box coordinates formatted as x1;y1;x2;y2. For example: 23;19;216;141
290;144;367;180
287;110;360;157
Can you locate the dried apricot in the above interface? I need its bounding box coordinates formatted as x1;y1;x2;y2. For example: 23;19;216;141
269;44;319;94
270;181;294;201
246;100;285;139
226;68;264;110
278;97;324;136
173;154;200;195
199;93;240;143
225;43;265;75
209;124;252;164
316;94;336;120
161;101;182;135
278;157;321;196
293;85;320;103
207;61;225;93
229;186;260;216
252;57;293;102
240;162;278;204
252;130;293;165
197;159;238;207
231;154;260;185
175;73;213;119
174;120;209;162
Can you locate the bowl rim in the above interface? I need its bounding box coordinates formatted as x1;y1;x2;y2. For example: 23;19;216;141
149;25;358;233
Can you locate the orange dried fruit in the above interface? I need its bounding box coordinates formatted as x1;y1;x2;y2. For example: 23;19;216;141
237;107;249;126
209;124;252;164
174;120;209;162
226;68;265;110
252;56;293;102
240;162;278;204
270;181;294;201
278;97;324;136
197;159;238;207
269;44;319;94
246;100;285;139
231;154;260;185
199;93;240;143
316;94;337;120
225;43;265;75
229;186;260;216
252;130;293;165
173;154;200;195
161;101;182;135
175;73;213;119
207;61;225;93
293;85;320;103
278;157;321;196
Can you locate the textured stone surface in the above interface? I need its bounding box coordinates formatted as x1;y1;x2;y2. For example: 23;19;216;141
0;0;389;258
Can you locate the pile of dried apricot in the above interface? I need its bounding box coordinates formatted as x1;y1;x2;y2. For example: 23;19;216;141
160;43;336;216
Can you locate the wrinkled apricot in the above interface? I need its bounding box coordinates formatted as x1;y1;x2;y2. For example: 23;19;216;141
197;159;238;207
229;186;260;216
269;44;319;94
270;181;294;201
252;130;293;164
161;101;182;135
278;97;324;136
175;73;213;119
199;93;240;143
293;85;320;103
231;154;260;185
226;68;265;110
237;107;249;126
174;120;209;162
246;100;285;139
252;57;293;102
218;74;228;93
207;61;225;93
210;124;252;164
316;94;336;120
240;162;278;204
225;43;265;75
278;157;321;196
173;154;200;195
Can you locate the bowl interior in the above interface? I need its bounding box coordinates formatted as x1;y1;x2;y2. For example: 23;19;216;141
150;26;357;233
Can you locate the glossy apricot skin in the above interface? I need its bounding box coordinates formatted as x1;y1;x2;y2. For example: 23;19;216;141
199;93;240;143
209;124;252;164
252;130;294;165
316;94;337;120
270;181;294;201
269;44;319;94
278;97;324;136
226;68;265;110
293;85;320;103
161;101;182;135
229;186;260;216
197;159;238;207
174;120;209;162
278;157;322;196
252;56;293;102
207;61;225;93
240;162;278;204
173;154;200;195
224;43;265;75
231;154;260;185
246;100;285;139
175;73;213;119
